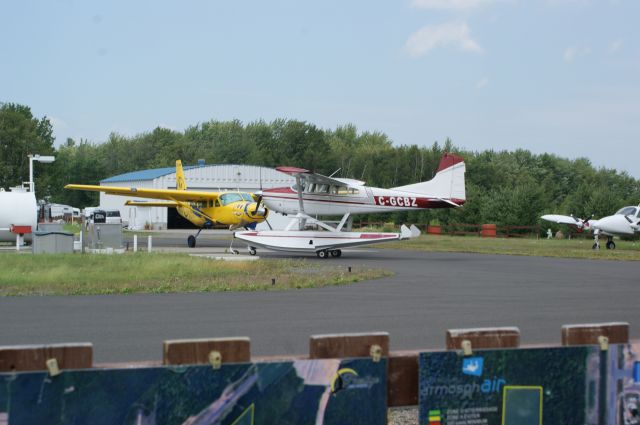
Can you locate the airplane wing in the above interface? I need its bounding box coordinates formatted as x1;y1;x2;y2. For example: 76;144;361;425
125;200;179;207
64;184;218;202
275;167;365;187
540;214;583;227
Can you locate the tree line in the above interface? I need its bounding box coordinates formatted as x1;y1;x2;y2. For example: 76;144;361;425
2;102;639;227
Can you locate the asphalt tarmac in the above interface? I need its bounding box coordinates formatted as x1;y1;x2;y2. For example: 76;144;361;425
1;233;637;363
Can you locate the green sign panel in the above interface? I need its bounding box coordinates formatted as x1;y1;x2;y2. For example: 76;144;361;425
420;346;597;425
420;343;640;425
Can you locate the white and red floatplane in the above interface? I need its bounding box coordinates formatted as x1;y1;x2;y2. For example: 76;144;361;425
235;153;466;257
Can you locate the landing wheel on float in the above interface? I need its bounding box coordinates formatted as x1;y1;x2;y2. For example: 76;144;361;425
248;247;257;256
606;240;616;250
187;235;196;248
330;249;342;258
592;243;599;250
317;250;328;259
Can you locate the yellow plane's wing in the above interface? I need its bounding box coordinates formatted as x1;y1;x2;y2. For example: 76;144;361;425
124;200;179;207
64;184;218;202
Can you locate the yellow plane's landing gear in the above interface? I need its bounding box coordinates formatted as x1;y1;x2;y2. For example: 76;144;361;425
187;229;203;248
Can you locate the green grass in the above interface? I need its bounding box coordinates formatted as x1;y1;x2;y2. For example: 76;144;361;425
381;235;640;261
0;253;391;296
63;223;82;234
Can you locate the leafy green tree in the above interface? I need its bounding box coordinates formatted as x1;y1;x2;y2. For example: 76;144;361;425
0;103;55;192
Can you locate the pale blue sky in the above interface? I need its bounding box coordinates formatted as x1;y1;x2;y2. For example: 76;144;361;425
2;0;639;176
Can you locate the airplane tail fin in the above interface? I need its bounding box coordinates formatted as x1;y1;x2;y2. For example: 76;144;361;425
392;153;466;203
176;160;187;191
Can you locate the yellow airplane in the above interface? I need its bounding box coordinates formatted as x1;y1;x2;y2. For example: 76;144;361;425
65;160;268;248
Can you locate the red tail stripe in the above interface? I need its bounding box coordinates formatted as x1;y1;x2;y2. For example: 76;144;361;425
436;152;464;172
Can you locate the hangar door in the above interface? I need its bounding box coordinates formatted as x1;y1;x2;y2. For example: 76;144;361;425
167;208;198;229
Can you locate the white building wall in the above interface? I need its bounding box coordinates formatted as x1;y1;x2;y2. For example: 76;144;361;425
99;165;295;230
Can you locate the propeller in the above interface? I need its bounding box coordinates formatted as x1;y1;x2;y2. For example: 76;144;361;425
253;166;272;229
581;215;594;229
248;192;268;217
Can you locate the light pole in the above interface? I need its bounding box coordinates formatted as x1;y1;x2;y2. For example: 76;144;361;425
28;154;55;193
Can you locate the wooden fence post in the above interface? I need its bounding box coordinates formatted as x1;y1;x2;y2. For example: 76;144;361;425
0;343;93;372
163;337;251;365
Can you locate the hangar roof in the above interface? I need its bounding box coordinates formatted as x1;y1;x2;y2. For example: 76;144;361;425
101;166;199;183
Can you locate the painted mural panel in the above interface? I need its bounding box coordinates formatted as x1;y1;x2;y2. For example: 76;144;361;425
419;346;601;425
0;358;386;425
607;342;640;425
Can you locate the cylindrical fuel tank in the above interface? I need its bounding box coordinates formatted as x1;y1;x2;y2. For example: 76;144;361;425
0;190;37;242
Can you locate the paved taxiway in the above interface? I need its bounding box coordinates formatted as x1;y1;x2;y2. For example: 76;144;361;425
0;234;637;363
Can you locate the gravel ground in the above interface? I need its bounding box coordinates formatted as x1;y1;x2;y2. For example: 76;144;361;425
388;406;419;425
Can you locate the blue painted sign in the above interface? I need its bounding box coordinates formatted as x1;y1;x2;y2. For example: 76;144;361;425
461;357;484;377
0;358;386;425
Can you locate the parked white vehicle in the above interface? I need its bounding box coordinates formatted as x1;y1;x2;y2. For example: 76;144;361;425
104;209;122;225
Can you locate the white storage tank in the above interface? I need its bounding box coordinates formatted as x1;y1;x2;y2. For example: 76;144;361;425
0;188;37;242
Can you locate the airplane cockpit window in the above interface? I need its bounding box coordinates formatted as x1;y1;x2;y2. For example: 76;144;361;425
292;182;307;193
241;193;254;202
220;193;243;206
615;206;637;216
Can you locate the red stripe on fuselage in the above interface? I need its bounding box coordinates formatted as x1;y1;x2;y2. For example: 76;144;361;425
263;187;296;194
263;193;465;208
236;233;397;240
263;194;369;205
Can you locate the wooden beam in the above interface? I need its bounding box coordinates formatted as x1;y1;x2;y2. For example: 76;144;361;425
388;350;420;407
446;327;520;350
561;322;629;346
163;337;251;365
0;343;93;372
309;332;389;359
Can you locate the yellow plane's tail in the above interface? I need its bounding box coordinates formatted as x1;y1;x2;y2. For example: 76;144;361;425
176;160;187;191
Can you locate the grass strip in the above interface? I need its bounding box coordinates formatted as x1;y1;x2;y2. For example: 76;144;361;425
0;253;391;296
382;235;640;261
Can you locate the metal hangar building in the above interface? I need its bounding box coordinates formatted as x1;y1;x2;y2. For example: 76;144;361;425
98;162;295;230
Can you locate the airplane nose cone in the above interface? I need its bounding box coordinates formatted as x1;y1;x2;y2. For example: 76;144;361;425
596;215;634;236
249;203;267;218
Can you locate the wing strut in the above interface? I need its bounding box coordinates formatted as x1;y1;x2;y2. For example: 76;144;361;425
295;175;306;230
336;213;351;232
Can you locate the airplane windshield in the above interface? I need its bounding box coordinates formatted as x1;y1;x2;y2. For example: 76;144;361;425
220;193;244;206
241;193;254;202
615;206;638;216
